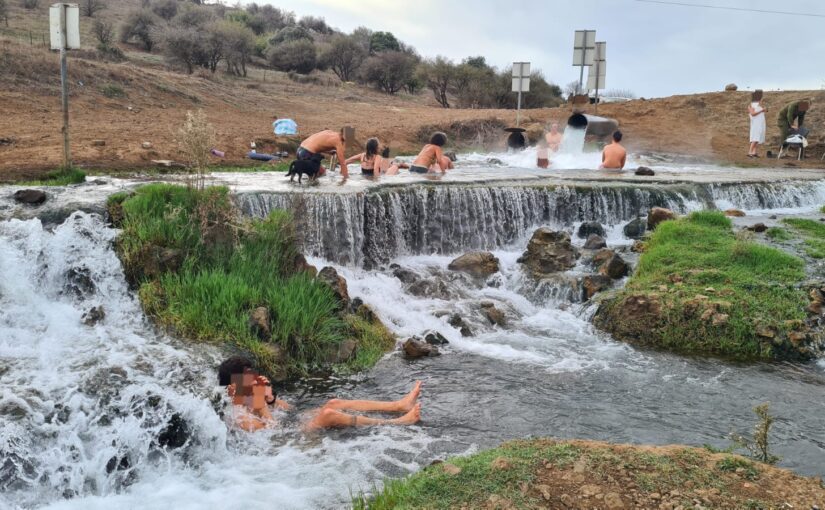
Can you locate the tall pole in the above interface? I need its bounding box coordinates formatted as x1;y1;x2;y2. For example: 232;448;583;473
594;50;601;114
578;65;584;95
59;4;71;169
516;89;522;127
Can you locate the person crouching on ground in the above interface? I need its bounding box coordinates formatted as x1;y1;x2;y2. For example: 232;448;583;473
777;99;810;151
297;128;349;177
600;130;627;171
410;132;449;174
218;356;422;432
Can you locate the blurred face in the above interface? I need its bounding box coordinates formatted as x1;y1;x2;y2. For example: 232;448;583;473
551;123;559;133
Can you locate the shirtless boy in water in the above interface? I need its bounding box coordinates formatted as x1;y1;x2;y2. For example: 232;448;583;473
218;357;422;432
545;123;563;153
410;132;449;174
298;129;349;177
600;130;627;170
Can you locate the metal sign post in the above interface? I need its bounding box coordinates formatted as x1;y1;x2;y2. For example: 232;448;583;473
572;30;596;96
49;3;80;169
587;42;606;113
512;62;530;127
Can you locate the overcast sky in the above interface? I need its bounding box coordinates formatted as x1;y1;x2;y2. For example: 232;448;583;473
261;0;825;98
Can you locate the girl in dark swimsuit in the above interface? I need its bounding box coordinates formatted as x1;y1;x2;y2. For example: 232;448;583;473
344;138;380;176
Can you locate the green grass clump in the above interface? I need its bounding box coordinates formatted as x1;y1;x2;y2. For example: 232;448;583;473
783;218;825;238
343;315;396;373
598;210;807;360
100;84;126;98
353;440;581;510
765;227;792;242
20;167;86;186
115;183;369;377
716;456;760;481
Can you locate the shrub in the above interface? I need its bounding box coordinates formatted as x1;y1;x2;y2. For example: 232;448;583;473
80;0;105;17
319;34;367;82
20;0;38;9
150;0;177;20
368;31;400;54
298;15;332;34
360;51;416;94
92;18;114;46
268;39;316;74
100;83;126;98
219;21;255;77
120;9;159;52
268;25;312;46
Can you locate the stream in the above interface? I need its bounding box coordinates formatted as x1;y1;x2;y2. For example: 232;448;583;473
1;156;825;509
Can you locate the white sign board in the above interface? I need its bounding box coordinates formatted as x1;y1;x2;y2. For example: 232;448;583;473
572;30;596;66
586;42;606;90
50;4;80;50
511;61;530;92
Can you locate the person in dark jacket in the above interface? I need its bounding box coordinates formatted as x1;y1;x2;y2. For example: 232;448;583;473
777;100;810;145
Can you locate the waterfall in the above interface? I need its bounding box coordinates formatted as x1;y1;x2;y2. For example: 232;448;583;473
559;127;587;155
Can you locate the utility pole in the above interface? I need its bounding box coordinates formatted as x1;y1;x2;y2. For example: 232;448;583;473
50;3;79;169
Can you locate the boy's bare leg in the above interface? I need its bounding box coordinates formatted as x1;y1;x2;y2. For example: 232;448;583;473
305;403;421;430
322;381;421;413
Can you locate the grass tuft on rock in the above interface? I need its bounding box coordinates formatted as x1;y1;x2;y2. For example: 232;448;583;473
113;183;385;378
595;211;809;360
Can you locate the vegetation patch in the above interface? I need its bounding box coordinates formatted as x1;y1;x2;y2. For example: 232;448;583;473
765;226;792;242
594;211;815;360
20;167;86;186
112;183;393;379
353;439;825;510
783;218;825;259
100;84;127;98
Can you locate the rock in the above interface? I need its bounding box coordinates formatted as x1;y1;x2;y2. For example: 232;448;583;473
486;157;503;165
572;459;587;473
407;277;453;300
356;303;379;323
747;223;767;233
724;83;738;91
65;267;96;297
604;492;625;509
647;207;676;230
600;253;630;279
768;215;777;220
328;338;357;363
518;227;579;277
318;266;350;308
142;247;184;278
635;166;655;176
141;141;153;149
82;306;105;326
442;463;461;475
293;253;317;276
157;413;190;449
92;140;106;147
623;217;647;239
248;306;271;341
447;251;500;279
402;337;440;358
392;265;419;284
577;221;605;239
482;304;508;327
490;457;511;470
424;330;449;345
724;209;746;217
756;326;776;338
13;189;47;205
631;240;646;253
583;274;612;300
448;314;473;337
583;234;607;250
593;248;615;266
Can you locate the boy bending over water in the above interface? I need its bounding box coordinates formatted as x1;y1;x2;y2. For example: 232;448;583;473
218;357;422;432
410;132;449;174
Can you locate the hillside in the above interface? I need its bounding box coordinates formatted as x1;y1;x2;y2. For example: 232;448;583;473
1;1;824;180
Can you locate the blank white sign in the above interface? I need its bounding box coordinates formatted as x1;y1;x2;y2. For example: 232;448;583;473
50;3;80;50
573;30;596;65
512;77;530;92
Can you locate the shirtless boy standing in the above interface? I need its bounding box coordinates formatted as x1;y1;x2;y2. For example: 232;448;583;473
545;123;563;153
600;130;627;171
297;128;349;177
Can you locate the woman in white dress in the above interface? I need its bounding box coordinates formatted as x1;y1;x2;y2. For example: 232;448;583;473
748;89;766;157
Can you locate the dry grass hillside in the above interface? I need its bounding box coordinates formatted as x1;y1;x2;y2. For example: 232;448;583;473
1;2;824;180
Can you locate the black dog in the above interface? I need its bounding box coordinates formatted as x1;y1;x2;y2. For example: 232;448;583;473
286;153;324;183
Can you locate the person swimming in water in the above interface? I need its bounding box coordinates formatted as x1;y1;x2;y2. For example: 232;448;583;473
410;132;449;174
218;357;422;432
344;137;381;176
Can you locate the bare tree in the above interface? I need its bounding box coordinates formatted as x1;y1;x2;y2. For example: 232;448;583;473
417;56;456;108
178;110;215;190
92;18;114;46
564;80;582;96
80;0;106;17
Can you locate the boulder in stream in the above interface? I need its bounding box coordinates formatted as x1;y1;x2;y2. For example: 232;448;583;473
747;223;768;233
82;306;105;326
402;337;440;358
647;207;676;230
583;234;607;250
448;314;473;337
65;267;96;297
481;301;508;327
582;275;612;300
599;253;630;280
157;413;190;449
622;218;647;239
577;221;605;239
447;251;500;279
518;228;579;277
724;209;746;217
424;330;449;345
13;189;47;205
635;166;655;176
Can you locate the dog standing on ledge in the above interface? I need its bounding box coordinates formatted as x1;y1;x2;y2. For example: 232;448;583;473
286;153;324;183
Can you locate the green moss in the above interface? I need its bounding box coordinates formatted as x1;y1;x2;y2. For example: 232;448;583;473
765;227;792;242
114;183;371;378
20;167;86;186
597;211;807;360
783;218;825;237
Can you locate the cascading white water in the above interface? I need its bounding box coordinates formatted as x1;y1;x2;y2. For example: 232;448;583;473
558;127;587;156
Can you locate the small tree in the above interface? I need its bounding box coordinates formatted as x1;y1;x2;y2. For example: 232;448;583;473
178;110;214;190
92;18;114;46
369;31;400;54
268;39;316;74
80;0;105;17
120;9;159;52
298;15;332;34
158;25;203;74
418;56;456;108
0;0;8;27
219;21;255;77
361;51;416;95
320;34;366;82
564;80;582;97
268;25;312;46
